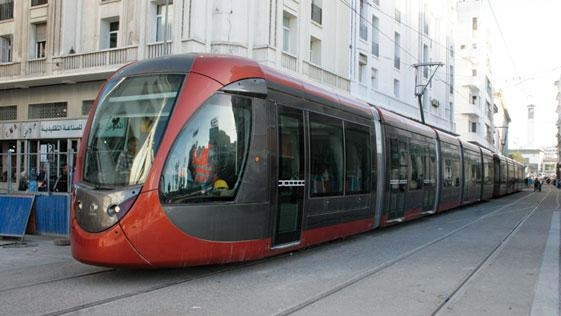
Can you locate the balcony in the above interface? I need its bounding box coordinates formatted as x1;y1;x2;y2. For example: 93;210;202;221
147;42;172;59
281;52;297;72
53;46;138;73
27;58;47;75
0;62;20;77
302;61;350;91
0;46;138;89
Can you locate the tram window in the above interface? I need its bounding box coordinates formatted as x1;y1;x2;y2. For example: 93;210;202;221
309;113;343;197
409;140;423;190
160;93;252;203
345;123;370;194
442;143;460;188
84;74;184;186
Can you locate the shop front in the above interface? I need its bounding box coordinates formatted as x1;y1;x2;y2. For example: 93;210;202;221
0;118;85;237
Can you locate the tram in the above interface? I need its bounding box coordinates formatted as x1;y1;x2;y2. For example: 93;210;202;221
71;54;524;267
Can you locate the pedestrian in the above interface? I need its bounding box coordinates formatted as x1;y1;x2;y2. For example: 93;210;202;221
534;178;541;192
52;164;69;192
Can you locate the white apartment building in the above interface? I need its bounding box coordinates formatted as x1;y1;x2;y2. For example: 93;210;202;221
349;0;456;131
454;0;496;150
555;77;561;159
0;0;351;182
493;90;510;156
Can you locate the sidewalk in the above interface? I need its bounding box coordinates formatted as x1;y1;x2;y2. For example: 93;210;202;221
0;235;72;272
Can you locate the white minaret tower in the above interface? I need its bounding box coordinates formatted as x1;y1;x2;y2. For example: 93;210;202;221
527;104;536;147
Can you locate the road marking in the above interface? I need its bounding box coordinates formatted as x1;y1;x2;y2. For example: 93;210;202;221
531;211;559;316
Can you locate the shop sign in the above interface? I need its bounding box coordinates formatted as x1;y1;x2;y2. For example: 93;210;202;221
40;119;85;138
0;119;86;140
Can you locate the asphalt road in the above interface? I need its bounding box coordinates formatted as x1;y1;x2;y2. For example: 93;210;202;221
0;186;558;316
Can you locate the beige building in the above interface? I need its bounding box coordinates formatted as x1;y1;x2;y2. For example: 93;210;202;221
0;0;351;186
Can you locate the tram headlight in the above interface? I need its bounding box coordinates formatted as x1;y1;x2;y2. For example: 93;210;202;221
107;204;120;217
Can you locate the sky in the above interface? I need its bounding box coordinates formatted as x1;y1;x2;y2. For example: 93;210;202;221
488;0;561;149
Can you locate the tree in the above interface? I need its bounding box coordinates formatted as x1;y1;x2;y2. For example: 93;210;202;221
508;151;525;164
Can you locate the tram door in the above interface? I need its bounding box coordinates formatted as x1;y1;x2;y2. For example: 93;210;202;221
272;107;305;247
388;136;408;221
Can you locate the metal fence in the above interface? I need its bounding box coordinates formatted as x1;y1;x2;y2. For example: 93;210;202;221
0;149;74;194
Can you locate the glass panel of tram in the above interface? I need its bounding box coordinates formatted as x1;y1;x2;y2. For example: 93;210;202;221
159;94;252;203
84;74;184;187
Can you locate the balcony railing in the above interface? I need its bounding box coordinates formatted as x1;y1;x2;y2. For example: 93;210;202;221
53;46;138;72
27;58;47;75
147;42;172;59
281;52;297;72
0;62;20;77
302;61;350;91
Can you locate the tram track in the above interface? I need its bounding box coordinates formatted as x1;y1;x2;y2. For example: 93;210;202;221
40;257;275;316
430;190;551;315
275;190;539;316
0;268;115;294
1;191;539;316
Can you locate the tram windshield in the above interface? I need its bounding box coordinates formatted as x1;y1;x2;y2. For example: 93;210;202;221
84;74;184;186
159;93;252;203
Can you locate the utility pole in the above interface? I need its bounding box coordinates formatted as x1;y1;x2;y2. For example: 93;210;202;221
413;62;443;125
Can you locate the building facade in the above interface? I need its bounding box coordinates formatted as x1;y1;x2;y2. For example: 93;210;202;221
349;0;455;131
0;0;351;190
454;0;496;150
493;90;510;156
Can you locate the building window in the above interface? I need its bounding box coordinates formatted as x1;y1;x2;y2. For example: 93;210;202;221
395;8;401;23
28;102;67;119
372;15;379;57
109;21;119;48
156;2;173;42
82;100;94;116
0;35;12;63
423;44;429;78
423;8;429;34
470;121;477;133
449;65;454;94
470;93;478;105
31;0;48;6
310;36;321;65
0;105;16;121
528;107;534;119
358;54;367;83
33;23;47;59
394;32;400;69
472;69;477;76
100;18;119;49
0;0;13;21
282;11;296;54
311;0;322;25
393;79;400;97
472;17;478;31
371;67;378;89
359;0;367;41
